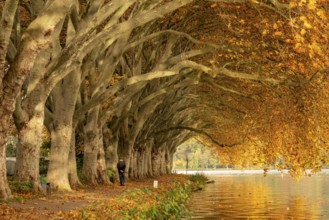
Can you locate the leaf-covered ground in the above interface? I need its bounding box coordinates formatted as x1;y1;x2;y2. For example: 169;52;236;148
0;174;189;219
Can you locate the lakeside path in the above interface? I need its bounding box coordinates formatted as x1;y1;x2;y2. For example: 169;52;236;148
0;174;186;220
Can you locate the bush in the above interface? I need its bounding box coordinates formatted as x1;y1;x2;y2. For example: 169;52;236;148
106;167;117;183
78;172;89;185
189;173;208;183
40;175;48;185
188;173;208;191
5;136;17;157
144;182;191;219
9;181;33;193
39;157;49;175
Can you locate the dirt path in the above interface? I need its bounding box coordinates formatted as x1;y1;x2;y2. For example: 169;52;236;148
1;178;158;220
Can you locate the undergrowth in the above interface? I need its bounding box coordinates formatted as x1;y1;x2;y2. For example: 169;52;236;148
74;174;207;219
8;180;33;193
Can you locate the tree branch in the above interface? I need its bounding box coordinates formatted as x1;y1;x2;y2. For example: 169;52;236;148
154;126;243;147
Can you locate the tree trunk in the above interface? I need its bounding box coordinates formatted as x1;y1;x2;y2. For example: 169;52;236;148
47;67;81;191
145;141;153;177
47;124;72;191
119;117;131;181
159;147;167;175
12;0;73;189
1;0;72;201
165;146;171;174
0;0;20;200
103;127;118;172
68;130;81;188
13;48;51;190
152;147;162;177
82;107;100;185
14;101;44;190
0;116;12;200
137;149;145;179
168;150;174;174
96;129;111;184
129;149;137;179
122;140;134;180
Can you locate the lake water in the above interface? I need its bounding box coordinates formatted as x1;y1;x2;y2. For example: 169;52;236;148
182;171;329;220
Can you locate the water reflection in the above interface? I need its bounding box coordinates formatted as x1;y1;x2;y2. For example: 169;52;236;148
184;174;329;219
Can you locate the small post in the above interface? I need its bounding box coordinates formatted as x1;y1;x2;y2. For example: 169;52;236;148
153;180;158;188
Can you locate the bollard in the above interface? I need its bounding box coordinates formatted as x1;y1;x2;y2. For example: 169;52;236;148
153;180;158;188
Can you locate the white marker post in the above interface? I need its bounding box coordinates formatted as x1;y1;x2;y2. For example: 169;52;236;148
153;180;158;188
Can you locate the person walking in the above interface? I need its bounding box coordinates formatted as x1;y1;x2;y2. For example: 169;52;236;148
117;159;126;186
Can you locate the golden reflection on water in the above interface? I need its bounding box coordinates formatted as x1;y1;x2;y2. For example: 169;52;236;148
185;174;327;219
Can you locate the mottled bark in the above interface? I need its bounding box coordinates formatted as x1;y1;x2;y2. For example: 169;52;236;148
13;50;49;190
145;143;153;177
137;149;144;179
82;107;100;185
151;147;162;177
103;127;118;172
164;146;171;174
14;99;44;190
47;65;81;191
96;129;111;184
0;115;12;200
47;124;72;191
159;147;167;175
68;130;81;188
137;148;147;179
0;0;19;200
129;149;137;179
48;17;81;189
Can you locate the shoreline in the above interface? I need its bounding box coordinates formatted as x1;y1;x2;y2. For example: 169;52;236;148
173;169;329;175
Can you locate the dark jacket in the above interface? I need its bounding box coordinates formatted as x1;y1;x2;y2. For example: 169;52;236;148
117;160;126;173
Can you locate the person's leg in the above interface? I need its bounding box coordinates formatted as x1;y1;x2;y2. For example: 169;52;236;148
119;173;124;185
122;174;125;186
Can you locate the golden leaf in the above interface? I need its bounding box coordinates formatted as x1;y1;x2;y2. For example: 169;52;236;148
316;9;326;19
274;31;283;36
210;3;217;8
289;2;298;8
308;0;316;10
300;16;312;29
309;42;323;55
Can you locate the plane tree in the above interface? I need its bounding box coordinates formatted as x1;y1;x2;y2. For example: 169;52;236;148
0;0;195;199
1;0;75;200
